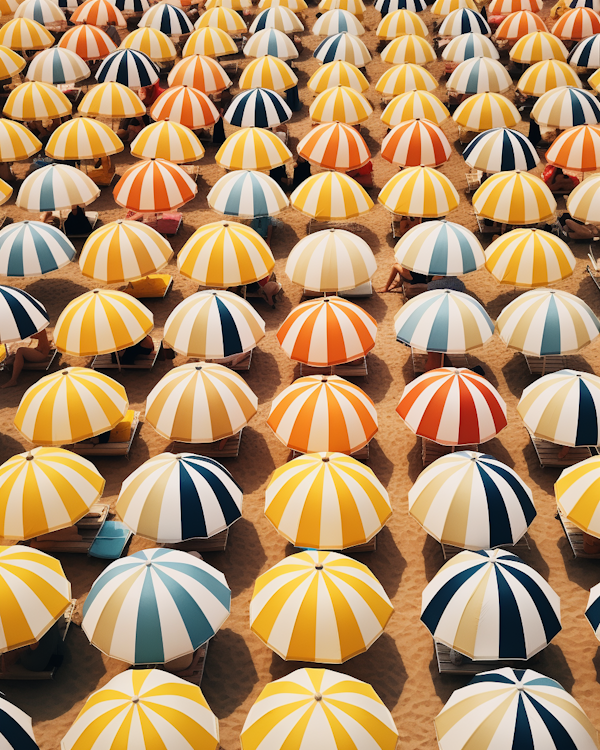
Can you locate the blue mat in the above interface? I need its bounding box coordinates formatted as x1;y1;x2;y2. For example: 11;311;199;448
89;521;131;560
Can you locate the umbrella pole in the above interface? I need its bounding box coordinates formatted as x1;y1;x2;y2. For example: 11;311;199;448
116;350;122;372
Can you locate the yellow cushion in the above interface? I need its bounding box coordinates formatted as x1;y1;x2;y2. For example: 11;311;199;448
0;344;6;364
125;275;171;298
108;410;134;443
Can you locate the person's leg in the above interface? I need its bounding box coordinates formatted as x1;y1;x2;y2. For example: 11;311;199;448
565;219;598;239
261;280;280;306
557;445;570;459
425;351;443;371
377;264;403;292
1;348;48;388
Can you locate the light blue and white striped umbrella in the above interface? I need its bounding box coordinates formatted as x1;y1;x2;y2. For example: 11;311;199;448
375;0;427;15
26;47;90;85
462;128;540;173
207;169;289;218
225;87;292;128
139;2;194;35
15;0;66;26
441;32;499;62
243;28;299;61
394;220;484;276
82;548;231;664
421;549;561;660
0;696;37;750
96;48;159;88
0;220;75;277
313;32;372;66
569;33;600;68
447;57;512;94
0;286;49;344
439;8;491;36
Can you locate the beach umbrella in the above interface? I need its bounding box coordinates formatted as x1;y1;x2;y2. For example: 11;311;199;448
376;0;426;13
249;6;303;32
517;59;581;97
0;0;19;16
376;9;428;39
168;53;231;91
587;583;600;639
510;31;568;63
569;33;600;68
207;0;251;9
313;9;364;35
178;220;274;286
46;118;124;161
447;56;512;94
431;0;476;13
17;164;100;213
267;375;377;454
0;178;13;208
57;24;118;60
532;85;600;127
552;6;600;39
381;90;449;126
0;697;37;750
163;290;265;359
197;5;246;32
79;81;145;117
139;1;194;35
243;27;298;60
309;84;372;123
410;451;535;549
439;8;491;36
313;31;372;66
394;220;484;276
114;158;198;213
112;0;149;12
297;122;370;172
462;128;539;172
225;87;291;128
183;26;237;56
116;453;242;542
485;228;575;286
378;166;459;218
571;0;600;7
567;173;600;223
215;127;292;171
441;32;499;62
286;228;376;292
260;0;307;9
453;91;521;130
291;172;373;220
557;456;600;542
307;60;367;92
4;81;71;121
82;548;230;664
121;27;177;62
62;669;220;750
489;0;542;10
26;48;90;85
239;54;297;91
381;34;436;64
0;119;41;162
0;220;75;277
0;18;53;50
55;0;81;11
131;120;204;163
95;48;159;88
422;549;561;660
207;170;289;217
0;286;48;344
381;119;451;167
250;550;392;662
472;171;557;225
0;45;25;79
496;10;547;41
376;63;438;95
587;69;600;93
15;0;66;27
0;447;104;540
320;0;364;14
145;362;258;443
71;0;126;25
546;124;600;172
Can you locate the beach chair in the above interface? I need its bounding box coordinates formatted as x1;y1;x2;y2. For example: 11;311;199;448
68;411;141;459
165;642;208;686
122;274;174;299
91;339;162;371
422;439;478;467
173;429;243;458
89;520;132;560
465;171;483;193
200;351;253;372
434;642;522;675
524;354;569;376
299;356;369;378
28;503;109;554
52;211;99;238
557;511;600;559
529;433;592;468
339;282;373;298
475;214;504;235
587;248;600;294
440;534;530;561
162;528;230;553
131;213;183;237
2;341;59;373
181;165;200;182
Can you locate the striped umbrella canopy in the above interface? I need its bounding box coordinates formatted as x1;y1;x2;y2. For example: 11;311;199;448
286;228;376;292
0;447;104;540
453;91;520;131
0;546;71;653
510;31;568;63
207;0;252;9
178;220;274;286
62;669;219;750
225;87;291;127
239;54;297;91
168;53;231;91
139;2;194;35
207;170;289;217
249;550;392;662
586;583;600;639
532;85;600;127
313;31;372;66
0;18;53;50
116;453;242;542
121;28;177;62
17;164;100;212
567;174;600;223
588;68;600;93
378;166;459;217
244;28;298;60
131;120;204;162
0;286;48;343
376;8;428;38
150;85;220;127
0;697;37;750
113;0;150;12
196;6;247;32
557;456;600;541
0;220;75;277
260;0;307;9
82;548;230;664
472;171;557;225
381;90;449;126
422;549;561;660
27;48;90;85
277;296;377;367
381;118;451;167
309;84;372;123
146;362;258;443
80;220;173;283
495;9;547;40
571;0;600;7
498;289;600;357
46;117;124;160
291;171;373;220
381;34;436;64
79;81;145;117
431;0;476;13
96;48;159;88
441;32;499;62
308;60;367;92
164;289;265;359
71;0;125;25
265;452;390;549
182;26;237;56
267;375;378;454
3;81;71;121
55;0;82;11
546;124;600;172
0;45;25;79
249;6;303;32
462;128;539;172
489;0;542;10
57;24;118;60
113;158;198;212
569;33;600;68
0;178;13;208
439;7;491;35
297;121;370;171
376;0;426;12
319;0;365;14
552;6;600;39
313;9;364;35
397;367;507;445
0;119;41;162
410;451;535;550
15;0;66;27
376;63;438;95
216;127;292;171
447;57;512;94
394;220;484;276
518;59;581;97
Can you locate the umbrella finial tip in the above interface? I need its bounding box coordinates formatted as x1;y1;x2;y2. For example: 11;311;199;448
315;563;324;570
25;452;34;461
322;456;329;462
132;696;140;704
145;560;152;567
314;692;323;701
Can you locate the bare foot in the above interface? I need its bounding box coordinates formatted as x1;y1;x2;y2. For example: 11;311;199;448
0;380;18;388
557;445;570;459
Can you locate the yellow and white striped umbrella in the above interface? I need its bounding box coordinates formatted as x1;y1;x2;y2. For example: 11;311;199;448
291;171;373;220
0;178;12;208
17;164;99;212
57;24;117;61
80;220;173;284
517;60;581;97
79;81;145;118
0;546;71;653
0;0;19;18
567;174;600;225
312;9;364;36
265;452;391;549
0;45;25;80
381;34;436;64
431;0;476;14
319;0;365;14
509;31;568;63
239;55;298;92
168;54;231;92
376;62;438;96
113;158;198;213
250;6;303;33
46;117;123;160
309;84;372;123
382;90;449;127
307;59;368;92
376;9;428;39
3;81;71;121
207;0;252;9
453;92;521;131
249;550;393;662
121;28;177;62
145;362;258;443
556;456;600;539
378;166;459;217
15;0;66;27
14;367;128;446
473;172;557;225
0;119;41;162
216;127;292;170
259;0;307;9
0;18;53;50
130;120;204;163
182;26;237;57
197;6;247;32
0;447;105;540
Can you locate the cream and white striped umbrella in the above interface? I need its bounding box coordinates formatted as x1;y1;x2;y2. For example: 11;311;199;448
150;85;220;129
0;18;54;50
473;171;557;225
197;6;247;32
216;127;292;170
517;60;581;97
3;81;71;121
250;550;393;662
146;362;258;443
46;117;124;161
57;24;117;61
182;26;237;57
121;27;177;62
318;0;364;13
307;60;368;92
378;166;459;217
249;6;303;33
168;53;231;92
376;9;428;39
260;0;307;10
15;0;66;27
381;34;436;64
291;171;373;220
441;32;498;62
312;9;364;35
313;31;371;66
239;54;298;92
26;48;90;85
376;63;438;95
243;27;299;60
78;81;145;118
0;119;41;162
309;84;372;123
17;164;100;212
113;158;198;213
447;57;512;94
381;90;449;127
509;30;568;63
567;174;600;224
453;92;521;131
130;120;204;163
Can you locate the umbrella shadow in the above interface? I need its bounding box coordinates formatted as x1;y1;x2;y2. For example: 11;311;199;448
363;352;394;403
557;533;600;591
520;441;561;497
479;437;515;468
514;535;550;580
528;644;574;692
227;426;276;495
485;288;522;320
351;526;406;599
22;278;90;323
501;358;534;399
204;518;267;599
406;436;424;484
0;431;27;465
369;437;395;488
245;349;284;402
422;533;446;583
428;649;471;704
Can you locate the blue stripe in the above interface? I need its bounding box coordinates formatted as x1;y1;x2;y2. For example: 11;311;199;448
0;708;38;750
426;293;450;352
470;672;517;685
496;566;528;658
314;33;341;62
502;564;562;645
0;286;48;339
482;459;537;527
587;594;600;630
523;695;579;750
179;457;241;538
214;295;243;356
512;694;535;750
82;559;145;616
134;568;164;663
479;467;515;548
540;294;561;356
576;377;599;445
421;563;487;632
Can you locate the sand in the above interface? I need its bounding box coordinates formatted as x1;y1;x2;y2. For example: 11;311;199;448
2;2;600;748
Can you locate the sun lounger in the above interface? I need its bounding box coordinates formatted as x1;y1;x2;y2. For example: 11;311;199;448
162;528;229;553
557;511;600;559
220;60;239;76
67;411;141;459
292;441;370;461
28;503;109;554
91;339;162;371
173;429;243;458
441;534;530;561
434;642;523;675
524;354;570;376
411;349;470;378
52;211;99;238
475;214;505;235
122;274;174;299
181;165;200;182
200;351;253;372
339;282;373;298
1;344;59;373
422;439;479;467
89;520;132;559
300;356;368;378
465;171;483;193
164;642;208;686
131;213;183;236
529;433;592;468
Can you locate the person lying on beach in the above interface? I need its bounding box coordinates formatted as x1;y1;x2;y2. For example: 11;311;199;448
542;165;579;194
377;263;431;296
111;335;155;366
1;330;51;388
558;214;600;240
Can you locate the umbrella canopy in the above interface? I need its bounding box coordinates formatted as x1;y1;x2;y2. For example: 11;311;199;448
208;169;289;217
146;362;258;442
79;81;145;117
421;549;561;660
130;120;204;162
557;455;600;541
0;220;75;277
376;62;438;95
462;127;539;172
182;26;237;56
439;7;491;35
569;32;600;67
320;0;365;13
239;54;297;91
164;290;265;359
55;0;82;10
265;452;390;549
381;34;436;64
0;285;48;343
286;228;376;292
26;48;90;85
453;91;520;130
547;124;600;172
309;84;372;123
15;0;66;27
249;550;393;662
121;27;177;62
378;166;459;217
267;374;378;454
225;87;291;127
116;453;242;542
510;30;568;63
447;56;512;94
244;27;298;60
517;59;581;98
587;582;600;639
489;0;542;10
0;45;25;80
588;67;600;92
139;1;194;34
260;0;307;9
17;164;100;212
291;172;373;220
431;0;477;13
0;447;104;540
567;173;600;223
376;0;426;13
0;18;53;50
376;9;428;39
552;6;600;39
46;117;123;161
297;121;370;171
381;118;451;167
532;85;600;127
0;119;41;162
313;8;364;35
441;32;498;62
57;24;117;60
150;85;219;128
381;90;449;126
216;127;292;170
113;158;198;212
71;0;125;25
197;5;246;32
0;697;36;750
472;171;557;225
168;53;231;91
0;178;13;208
313;31;372;66
571;0;600;7
249;6;303;32
114;0;150;12
4;81;71;121
208;0;252;9
394;219;484;276
96;48;159;88
82;548;230;664
495;9;547;40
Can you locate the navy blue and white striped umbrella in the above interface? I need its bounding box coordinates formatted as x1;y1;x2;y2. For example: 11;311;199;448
313;32;372;66
0;696;37;750
463;128;540;172
225;87;292;127
586;582;600;638
0;220;75;277
139;2;194;35
56;0;80;10
569;0;600;9
375;0;426;14
95;48;159;88
113;0;149;12
569;33;600;68
439;8;491;36
0;286;49;344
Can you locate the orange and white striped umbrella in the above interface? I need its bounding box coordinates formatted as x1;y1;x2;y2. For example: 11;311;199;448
309;84;372;123
382;90;449;127
130;120;204;162
268;375;378;454
381;118;451;167
307;60;368;93
297;121;370;171
291;172;373;220
376;63;438;96
58;24;117;60
3;81;71;121
488;0;542;12
376;9;428;39
495;10;547;41
381;35;436;65
150;85;220;128
509;31;568;63
546;125;600;172
182;26;237;57
517;60;581;97
167;54;231;92
552;7;600;40
453;92;521;131
473;171;556;225
114;159;198;212
79;81;145;117
215;127;292;170
277;296;376;367
378;166;459;217
71;0;126;26
121;28;177;62
0;18;53;50
239;55;298;92
197;6;247;32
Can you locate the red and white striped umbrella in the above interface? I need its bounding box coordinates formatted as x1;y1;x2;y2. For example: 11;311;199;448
381;118;451;167
150;84;220;129
296;121;370;172
113;158;197;212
